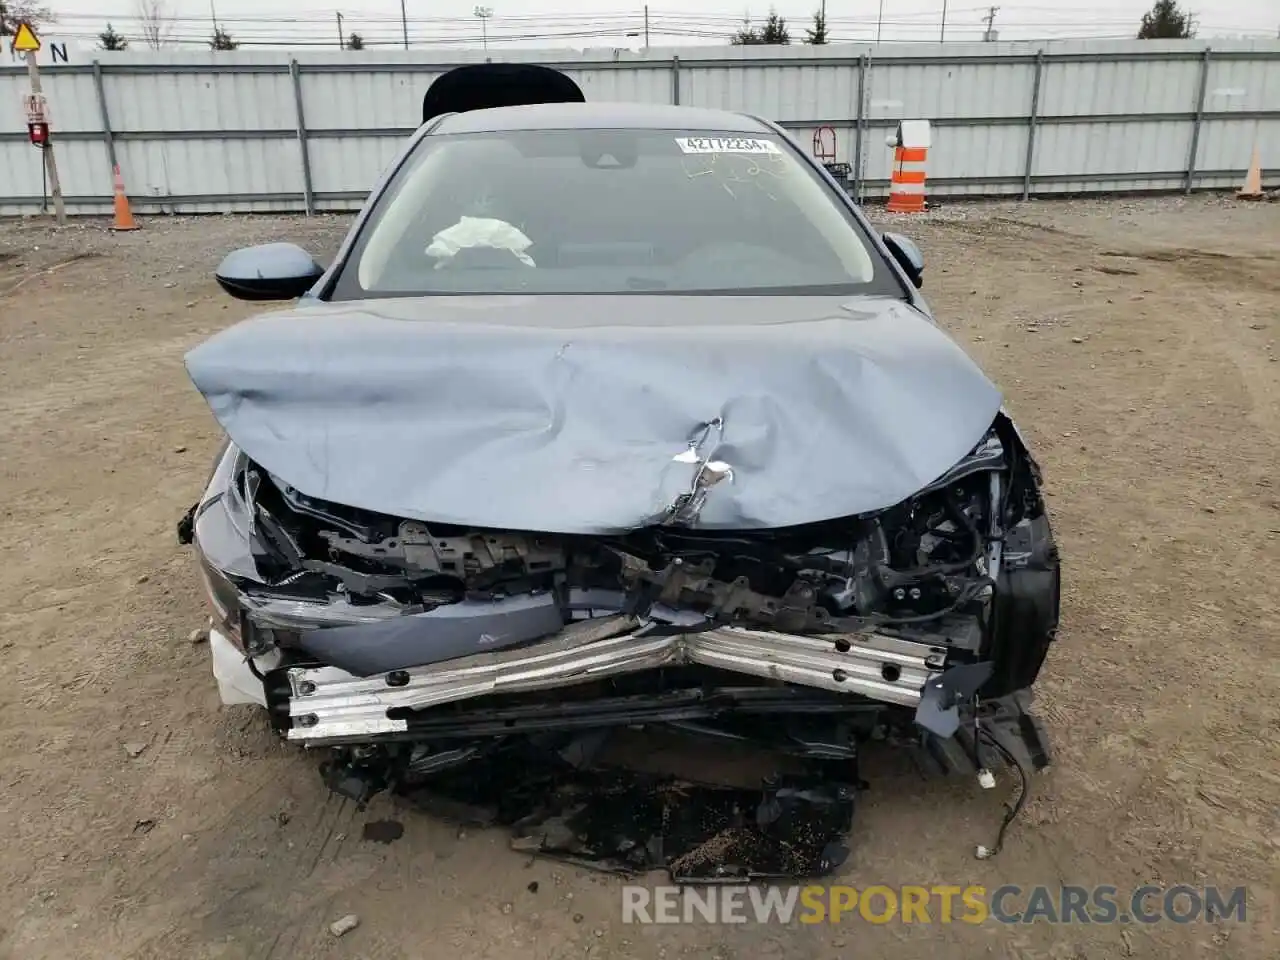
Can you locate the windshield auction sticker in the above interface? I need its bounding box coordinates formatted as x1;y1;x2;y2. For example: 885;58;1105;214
675;137;781;154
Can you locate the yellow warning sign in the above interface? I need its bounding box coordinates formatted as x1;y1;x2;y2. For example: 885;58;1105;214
11;22;42;54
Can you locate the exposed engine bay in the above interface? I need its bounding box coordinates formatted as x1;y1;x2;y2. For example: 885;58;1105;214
293;451;996;640
183;413;1058;871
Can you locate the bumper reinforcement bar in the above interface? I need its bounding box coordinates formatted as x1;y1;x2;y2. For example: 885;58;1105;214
275;624;943;745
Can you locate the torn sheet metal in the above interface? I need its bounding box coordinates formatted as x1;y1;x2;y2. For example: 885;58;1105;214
184;295;1002;534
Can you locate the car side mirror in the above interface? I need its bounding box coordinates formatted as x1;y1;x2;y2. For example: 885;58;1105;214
882;232;924;289
215;243;324;301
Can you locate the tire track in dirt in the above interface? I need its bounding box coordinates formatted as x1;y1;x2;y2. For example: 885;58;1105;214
0;252;105;299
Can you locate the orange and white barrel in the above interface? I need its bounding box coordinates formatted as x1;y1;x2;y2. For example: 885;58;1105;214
885;120;931;213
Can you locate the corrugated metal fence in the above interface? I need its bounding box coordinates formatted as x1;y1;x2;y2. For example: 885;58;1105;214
1;39;1277;215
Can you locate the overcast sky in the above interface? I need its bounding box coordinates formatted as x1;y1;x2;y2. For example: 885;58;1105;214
29;0;1280;50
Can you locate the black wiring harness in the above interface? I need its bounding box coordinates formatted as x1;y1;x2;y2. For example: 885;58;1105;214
974;724;1030;860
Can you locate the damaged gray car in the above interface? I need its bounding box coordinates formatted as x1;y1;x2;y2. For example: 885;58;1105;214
179;67;1059;874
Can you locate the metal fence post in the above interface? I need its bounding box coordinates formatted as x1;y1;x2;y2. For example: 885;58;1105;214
671;56;681;105
1021;50;1045;201
289;58;315;216
1184;47;1211;194
91;59;118;180
852;53;868;203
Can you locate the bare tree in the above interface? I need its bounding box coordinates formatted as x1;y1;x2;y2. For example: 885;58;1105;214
0;1;56;37
136;0;173;50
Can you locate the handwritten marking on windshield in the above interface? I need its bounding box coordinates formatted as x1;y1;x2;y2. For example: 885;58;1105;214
680;151;786;201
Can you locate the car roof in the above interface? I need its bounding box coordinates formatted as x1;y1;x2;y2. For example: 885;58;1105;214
430;101;772;136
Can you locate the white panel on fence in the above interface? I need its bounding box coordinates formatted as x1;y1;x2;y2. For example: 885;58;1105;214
29;72;101;131
859;123;1027;194
1033;175;1185;194
302;68;436;132
1204;58;1278;115
931;125;1029;180
0;140;111;199
106;70;295;133
115;138;302;200
680;63;859;120
309;136;409;196
55;139;113;197
1040;57;1201;117
1;141;47;196
0;71;99;132
870;60;1035;120
1196;118;1280;173
1033;120;1192;179
0;72;31;130
566;65;670;105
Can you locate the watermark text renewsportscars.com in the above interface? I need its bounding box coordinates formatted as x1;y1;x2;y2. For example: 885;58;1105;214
621;885;1248;925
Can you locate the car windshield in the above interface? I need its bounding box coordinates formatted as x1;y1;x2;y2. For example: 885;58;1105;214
336;128;901;297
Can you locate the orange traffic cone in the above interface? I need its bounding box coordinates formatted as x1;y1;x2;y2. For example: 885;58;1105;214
111;165;139;230
1237;146;1263;200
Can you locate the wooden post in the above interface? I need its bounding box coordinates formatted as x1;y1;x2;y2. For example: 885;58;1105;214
26;51;66;225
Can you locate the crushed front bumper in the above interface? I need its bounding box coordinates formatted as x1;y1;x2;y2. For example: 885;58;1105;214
270;621;943;746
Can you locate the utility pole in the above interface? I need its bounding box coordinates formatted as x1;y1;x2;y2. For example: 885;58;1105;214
400;0;408;48
210;0;219;32
474;6;492;49
336;11;344;49
982;5;999;41
940;0;948;42
26;50;66;224
644;4;649;49
877;0;884;42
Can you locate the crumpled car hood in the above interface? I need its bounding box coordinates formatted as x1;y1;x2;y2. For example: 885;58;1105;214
184;295;1002;534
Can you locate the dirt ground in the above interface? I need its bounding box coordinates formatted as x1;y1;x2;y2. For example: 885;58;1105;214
1;195;1277;960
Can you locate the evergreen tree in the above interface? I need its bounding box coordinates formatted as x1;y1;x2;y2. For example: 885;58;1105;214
1137;0;1194;38
805;8;828;44
99;22;129;50
731;8;790;44
761;9;790;43
210;26;238;50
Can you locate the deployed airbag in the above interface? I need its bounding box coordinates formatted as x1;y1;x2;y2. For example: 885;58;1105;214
426;217;537;268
